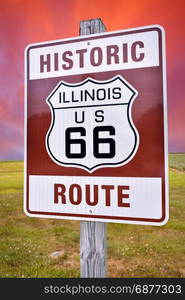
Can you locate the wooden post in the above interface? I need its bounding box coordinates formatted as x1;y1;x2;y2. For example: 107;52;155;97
80;18;107;278
80;221;107;277
79;18;106;35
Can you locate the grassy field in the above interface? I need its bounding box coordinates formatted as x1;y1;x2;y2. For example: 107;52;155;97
0;155;185;278
169;153;185;171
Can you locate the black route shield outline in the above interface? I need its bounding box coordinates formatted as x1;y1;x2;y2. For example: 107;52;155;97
46;76;139;172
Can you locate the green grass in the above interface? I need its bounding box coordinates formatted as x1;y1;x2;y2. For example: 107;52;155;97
0;155;185;278
169;153;185;171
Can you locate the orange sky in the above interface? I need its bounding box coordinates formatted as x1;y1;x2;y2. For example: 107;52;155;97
0;0;185;158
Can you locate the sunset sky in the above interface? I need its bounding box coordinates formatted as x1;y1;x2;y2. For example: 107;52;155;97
0;0;185;160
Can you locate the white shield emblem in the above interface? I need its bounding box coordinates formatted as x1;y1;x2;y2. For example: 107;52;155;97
46;75;139;172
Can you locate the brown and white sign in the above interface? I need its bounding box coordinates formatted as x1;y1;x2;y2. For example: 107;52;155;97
24;25;168;225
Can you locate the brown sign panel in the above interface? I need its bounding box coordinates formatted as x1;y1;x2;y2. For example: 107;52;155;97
24;25;168;225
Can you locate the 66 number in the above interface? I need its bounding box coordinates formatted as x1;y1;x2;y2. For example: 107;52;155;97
65;126;116;159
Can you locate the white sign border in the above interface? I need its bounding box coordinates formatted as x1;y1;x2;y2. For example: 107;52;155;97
24;24;169;226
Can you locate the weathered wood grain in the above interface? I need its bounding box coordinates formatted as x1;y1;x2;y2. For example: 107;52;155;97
80;221;107;277
80;18;106;35
79;18;107;278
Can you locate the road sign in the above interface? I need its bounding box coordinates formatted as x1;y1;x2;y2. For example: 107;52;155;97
24;25;168;225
